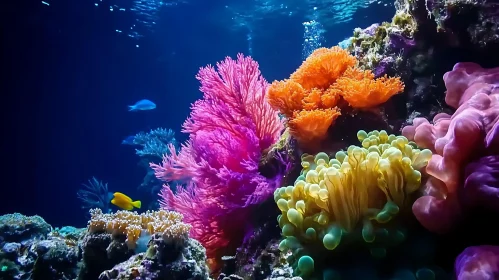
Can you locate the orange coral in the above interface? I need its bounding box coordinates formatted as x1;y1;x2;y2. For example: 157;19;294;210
288;108;341;143
266;46;404;146
321;86;342;108
267;79;306;117
335;68;404;109
290;47;357;90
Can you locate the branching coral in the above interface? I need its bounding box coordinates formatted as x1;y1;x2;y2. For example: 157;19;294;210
402;62;499;233
76;177;112;214
275;130;431;274
150;54;286;271
131;128;177;159
267;47;404;146
87;208;191;249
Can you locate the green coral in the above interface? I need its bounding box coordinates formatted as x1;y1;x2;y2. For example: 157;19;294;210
274;130;432;276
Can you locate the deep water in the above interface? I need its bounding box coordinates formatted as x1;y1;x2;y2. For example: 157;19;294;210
3;0;393;227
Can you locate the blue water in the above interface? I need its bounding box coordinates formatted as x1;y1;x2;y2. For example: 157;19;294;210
4;0;393;227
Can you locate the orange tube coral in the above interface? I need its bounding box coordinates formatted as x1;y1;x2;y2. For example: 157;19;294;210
267;79;306;117
335;68;404;109
290;47;357;90
266;46;404;146
288;108;341;143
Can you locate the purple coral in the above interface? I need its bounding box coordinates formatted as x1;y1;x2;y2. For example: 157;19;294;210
402;62;499;233
388;32;416;53
455;245;499;280
462;155;499;211
150;54;284;270
363;23;380;36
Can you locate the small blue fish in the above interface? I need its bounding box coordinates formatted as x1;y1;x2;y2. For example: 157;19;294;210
128;99;156;111
121;135;136;145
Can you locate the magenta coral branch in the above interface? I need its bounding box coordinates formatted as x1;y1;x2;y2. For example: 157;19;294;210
150;54;285;269
184;54;283;148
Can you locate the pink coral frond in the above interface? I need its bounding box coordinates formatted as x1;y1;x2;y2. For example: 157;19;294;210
150;142;199;182
151;54;287;271
185;54;283;150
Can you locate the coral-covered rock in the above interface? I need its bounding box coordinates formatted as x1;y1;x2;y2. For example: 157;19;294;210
78;232;134;280
430;0;499;49
98;234;209;280
0;214;83;280
30;238;80;279
0;213;52;246
345;0;499;132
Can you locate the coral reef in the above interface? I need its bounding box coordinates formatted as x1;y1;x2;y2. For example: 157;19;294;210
8;0;499;278
0;213;52;244
274;130;431;277
87;208;191;250
98;235;209;280
123;128;179;210
402;62;499;233
340;0;499;132
0;211;209;280
0;213;82;280
267;47;404;148
151;54;286;271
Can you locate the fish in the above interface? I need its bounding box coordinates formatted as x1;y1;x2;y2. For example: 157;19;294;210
128;99;156;111
110;192;141;210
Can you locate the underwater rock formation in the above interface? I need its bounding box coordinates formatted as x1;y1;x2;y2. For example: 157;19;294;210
0;211;210;280
0;213;83;280
98;234;209;280
0;213;52;244
345;0;499;130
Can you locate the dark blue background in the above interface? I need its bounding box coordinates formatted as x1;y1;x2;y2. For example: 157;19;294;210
3;0;392;227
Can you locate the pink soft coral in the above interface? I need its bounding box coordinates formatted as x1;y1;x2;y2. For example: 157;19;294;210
150;54;284;271
402;62;499;233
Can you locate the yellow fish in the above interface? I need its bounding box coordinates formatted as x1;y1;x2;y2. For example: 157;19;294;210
111;192;141;210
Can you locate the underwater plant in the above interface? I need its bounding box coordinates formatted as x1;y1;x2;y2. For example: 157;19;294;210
150;54;284;270
275;130;431;276
267;46;404;147
76;177;112;214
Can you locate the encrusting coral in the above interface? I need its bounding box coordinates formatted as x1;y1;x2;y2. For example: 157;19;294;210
267;47;404;146
87;208;191;249
274;130;431;275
